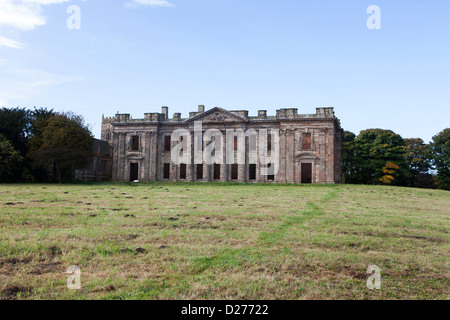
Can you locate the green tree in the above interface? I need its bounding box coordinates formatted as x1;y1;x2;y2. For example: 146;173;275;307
430;128;450;190
404;138;433;188
341;131;357;183
28;112;94;182
0;134;23;182
352;129;407;185
0;107;31;180
0;107;31;154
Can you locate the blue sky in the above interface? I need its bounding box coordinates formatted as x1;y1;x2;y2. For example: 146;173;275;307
0;0;449;142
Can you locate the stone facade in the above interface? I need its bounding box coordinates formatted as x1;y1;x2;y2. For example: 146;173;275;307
101;106;343;184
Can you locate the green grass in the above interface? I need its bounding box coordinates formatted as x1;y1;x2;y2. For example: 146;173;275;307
0;182;448;300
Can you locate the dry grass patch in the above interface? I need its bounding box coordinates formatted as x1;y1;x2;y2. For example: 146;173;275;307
0;182;449;300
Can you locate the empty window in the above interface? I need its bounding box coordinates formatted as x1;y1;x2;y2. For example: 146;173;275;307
234;137;238;151
196;164;203;180
249;164;256;180
131;136;139;151
180;164;186;179
268;133;272;151
164;135;171;152
302;133;312;150
163;163;170;179
231;164;238;180
214;164;220;180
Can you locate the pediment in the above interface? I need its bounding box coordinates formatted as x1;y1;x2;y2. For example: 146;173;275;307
186;107;248;123
296;152;317;159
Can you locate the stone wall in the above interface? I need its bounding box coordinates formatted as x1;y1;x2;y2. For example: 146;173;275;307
102;106;343;184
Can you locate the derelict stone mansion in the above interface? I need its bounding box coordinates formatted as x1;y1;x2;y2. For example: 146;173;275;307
101;105;343;184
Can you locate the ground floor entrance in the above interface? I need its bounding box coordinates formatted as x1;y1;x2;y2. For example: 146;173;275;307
301;163;312;184
130;163;139;181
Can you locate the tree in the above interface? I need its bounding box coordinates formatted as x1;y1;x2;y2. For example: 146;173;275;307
0;107;31;154
0;134;23;182
430;128;450;190
341;131;357;183
0;107;31;180
26;108;56;181
403;138;433;188
28;112;94;182
352;129;407;185
379;162;400;185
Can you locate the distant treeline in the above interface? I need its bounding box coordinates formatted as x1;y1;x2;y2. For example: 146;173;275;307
0;107;94;183
342;128;449;190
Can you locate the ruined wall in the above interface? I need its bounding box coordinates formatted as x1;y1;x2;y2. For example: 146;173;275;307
102;106;343;184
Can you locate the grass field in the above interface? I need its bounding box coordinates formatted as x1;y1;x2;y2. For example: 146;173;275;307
0;182;448;300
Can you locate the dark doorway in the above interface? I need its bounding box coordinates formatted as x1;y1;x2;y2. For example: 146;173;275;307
231;164;238;180
163;163;170;179
196;164;203;180
180;164;186;179
130;163;139;181
249;164;256;180
214;164;220;180
301;163;312;184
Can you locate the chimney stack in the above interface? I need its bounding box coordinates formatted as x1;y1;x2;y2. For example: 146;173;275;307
198;105;205;113
258;110;267;119
161;106;168;120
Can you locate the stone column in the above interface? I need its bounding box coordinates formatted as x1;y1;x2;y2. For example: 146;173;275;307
117;132;125;181
293;130;300;184
279;129;287;183
149;132;157;182
187;130;194;182
319;129;326;183
327;129;335;183
255;132;262;182
111;132;119;181
286;129;295;183
140;133;146;181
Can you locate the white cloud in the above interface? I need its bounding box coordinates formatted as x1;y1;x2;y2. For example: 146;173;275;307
126;0;175;8
0;0;82;107
0;0;71;31
0;36;24;48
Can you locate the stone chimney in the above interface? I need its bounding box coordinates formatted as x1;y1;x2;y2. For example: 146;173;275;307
173;113;181;121
198;105;205;113
258;110;267;119
316;107;334;117
161;106;168;120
